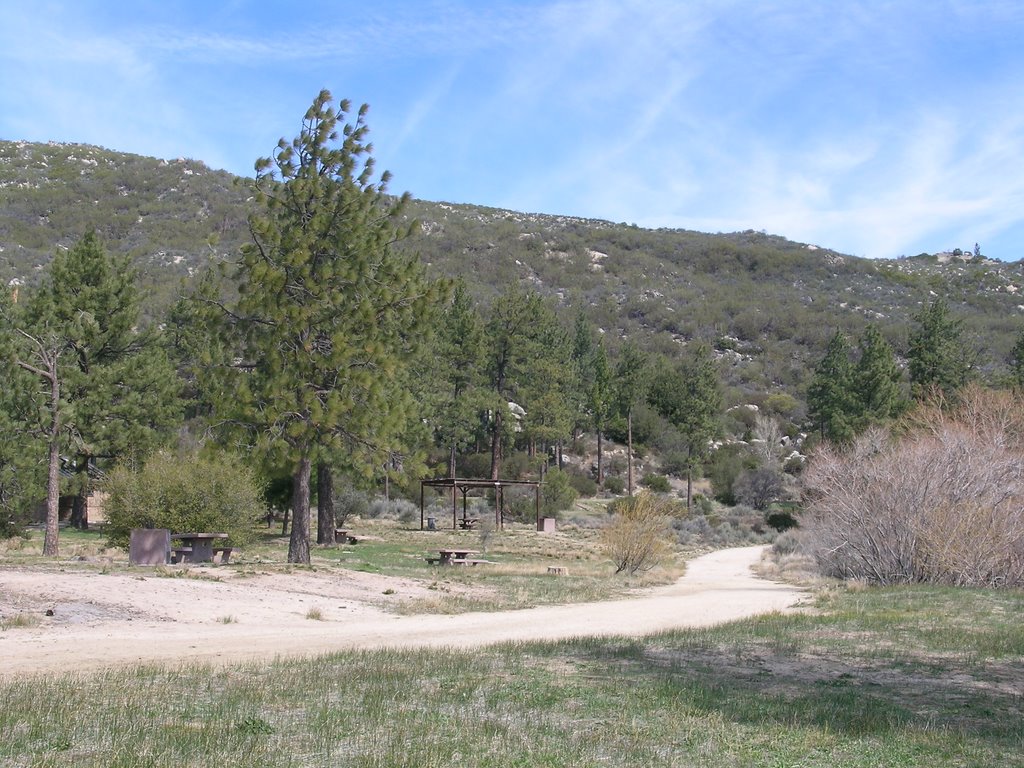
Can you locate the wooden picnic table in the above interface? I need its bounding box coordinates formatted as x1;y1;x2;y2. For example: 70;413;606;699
426;548;490;566
171;532;230;564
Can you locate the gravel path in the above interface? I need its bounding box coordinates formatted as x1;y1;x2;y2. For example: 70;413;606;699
0;545;802;677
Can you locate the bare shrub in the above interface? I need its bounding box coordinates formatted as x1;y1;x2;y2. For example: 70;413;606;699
752;414;784;466
802;386;1024;587
366;498;418;524
771;529;802;557
734;467;786;510
601;492;674;574
334;489;368;526
477;515;495;553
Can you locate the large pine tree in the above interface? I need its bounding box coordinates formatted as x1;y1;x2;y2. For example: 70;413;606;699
517;301;574;470
433;280;487;477
3;232;180;551
613;341;649;496
647;346;721;510
482;285;545;479
907;298;970;400
209;91;442;564
854;324;904;427
807;330;857;444
46;234;181;529
587;339;612;484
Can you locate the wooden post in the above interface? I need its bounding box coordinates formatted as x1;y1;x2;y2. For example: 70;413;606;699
494;483;501;530
535;482;540;530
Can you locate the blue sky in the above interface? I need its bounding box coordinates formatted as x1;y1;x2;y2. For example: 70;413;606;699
1;1;1023;260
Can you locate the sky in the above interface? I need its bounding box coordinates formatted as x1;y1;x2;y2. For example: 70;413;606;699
1;0;1023;261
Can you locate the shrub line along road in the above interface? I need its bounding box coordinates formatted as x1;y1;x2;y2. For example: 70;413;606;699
0;545;803;677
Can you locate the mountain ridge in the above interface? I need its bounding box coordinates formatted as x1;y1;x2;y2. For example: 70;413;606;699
3;138;1022;403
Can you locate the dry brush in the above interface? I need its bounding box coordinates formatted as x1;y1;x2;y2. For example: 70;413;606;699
801;385;1024;587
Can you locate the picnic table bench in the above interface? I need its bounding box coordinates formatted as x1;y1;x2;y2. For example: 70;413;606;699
171;532;231;564
426;548;494;566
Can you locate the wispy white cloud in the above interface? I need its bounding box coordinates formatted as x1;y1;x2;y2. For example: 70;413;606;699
1;1;1023;258
386;66;462;159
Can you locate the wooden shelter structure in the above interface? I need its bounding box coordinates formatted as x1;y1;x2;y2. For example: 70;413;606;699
419;477;541;531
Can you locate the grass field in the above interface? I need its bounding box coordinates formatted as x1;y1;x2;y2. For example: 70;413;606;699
2;515;1023;767
1;583;1022;767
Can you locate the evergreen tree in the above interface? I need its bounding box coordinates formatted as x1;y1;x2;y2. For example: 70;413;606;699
433;280;487;477
0;294;61;550
1010;328;1024;392
569;308;594;445
0;298;44;535
208;91;443;563
2;233;180;550
907;298;970;400
613;341;648;495
517;303;573;471
482;285;545;479
807;330;856;443
587;339;612;484
647;346;721;510
44;233;181;529
853;324;904;428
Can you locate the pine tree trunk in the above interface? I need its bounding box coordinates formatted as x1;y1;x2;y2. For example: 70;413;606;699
288;456;311;564
71;494;88;531
685;442;698;513
627;410;634;496
490;410;503;480
316;461;335;545
44;433;60;557
70;456;89;530
597;430;604;484
42;364;61;557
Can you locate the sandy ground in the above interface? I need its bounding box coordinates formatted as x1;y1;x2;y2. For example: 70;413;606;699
0;545;803;678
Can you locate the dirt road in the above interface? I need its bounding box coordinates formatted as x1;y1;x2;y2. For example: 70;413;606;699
0;545;802;677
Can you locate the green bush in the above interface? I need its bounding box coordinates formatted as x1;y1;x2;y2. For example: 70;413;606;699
565;467;597;497
692;493;714;516
603;475;625;494
504;486;539;522
766;509;798;531
541;468;579;516
103;450;264;548
706;444;756;505
640;473;671;493
657;451;689;478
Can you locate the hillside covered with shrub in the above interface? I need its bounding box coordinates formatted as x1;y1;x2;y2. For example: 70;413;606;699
4;138;1024;410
